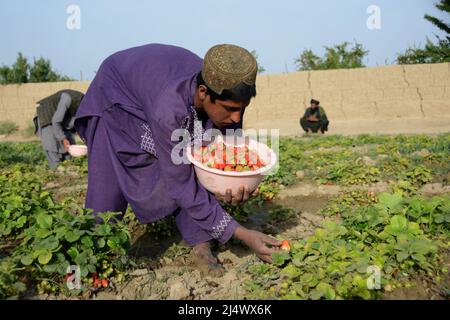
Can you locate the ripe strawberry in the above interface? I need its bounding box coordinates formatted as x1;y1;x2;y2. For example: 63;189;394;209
199;141;266;172
281;240;290;251
101;279;108;288
93;278;102;288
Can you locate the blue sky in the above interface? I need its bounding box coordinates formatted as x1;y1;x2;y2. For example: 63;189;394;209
0;0;446;80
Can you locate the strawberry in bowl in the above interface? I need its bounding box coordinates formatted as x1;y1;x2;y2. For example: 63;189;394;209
187;136;277;195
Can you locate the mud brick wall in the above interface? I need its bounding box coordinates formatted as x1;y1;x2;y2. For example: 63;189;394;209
246;63;450;135
0;81;90;130
0;63;449;135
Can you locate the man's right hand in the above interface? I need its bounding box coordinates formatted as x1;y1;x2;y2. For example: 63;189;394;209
233;226;282;263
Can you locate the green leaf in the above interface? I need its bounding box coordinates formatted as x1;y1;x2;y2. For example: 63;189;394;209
74;251;88;265
320;283;336;300
16;216;27;228
352;275;367;289
56;252;66;263
117;230;130;243
356;289;372;300
434;214;444;224
96;224;112;236
36;213;53;229
67;247;79;260
407;222;422;235
35;228;52;238
305;255;320;262
378;193;403;210
300;273;313;284
311;282;336;300
43;263;58;273
281;264;301;278
57;261;70;275
410;239;437;255
87;264;97;273
38;251;52;265
407;199;423;218
396;251;409;262
271;252;290;266
292;249;307;262
54;226;69;239
65;230;81;243
385;215;408;236
311;242;321;250
80;267;89;277
107;237;119;249
81;235;94;247
97;238;106;248
20;255;33;266
356;261;369;274
40;237;59;251
13;282;26;293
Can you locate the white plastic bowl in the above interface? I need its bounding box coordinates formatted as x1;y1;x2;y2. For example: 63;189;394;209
186;138;277;195
68;145;88;157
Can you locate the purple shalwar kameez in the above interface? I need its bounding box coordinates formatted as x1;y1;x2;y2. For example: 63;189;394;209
74;44;240;246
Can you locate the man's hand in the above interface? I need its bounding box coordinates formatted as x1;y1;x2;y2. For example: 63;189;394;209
62;138;71;152
215;187;259;206
233;226;281;263
307;115;319;122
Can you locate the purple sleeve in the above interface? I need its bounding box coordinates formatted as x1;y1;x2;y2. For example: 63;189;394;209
145;90;240;244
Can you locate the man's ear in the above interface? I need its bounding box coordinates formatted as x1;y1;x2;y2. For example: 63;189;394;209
198;85;208;101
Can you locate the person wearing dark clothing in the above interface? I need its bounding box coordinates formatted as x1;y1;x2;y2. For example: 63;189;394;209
33;90;84;168
300;99;329;134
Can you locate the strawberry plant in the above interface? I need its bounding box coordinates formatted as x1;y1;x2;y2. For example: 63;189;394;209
0;163;131;297
245;193;449;300
11;207;131;295
321;161;380;185
0;165;48;238
321;190;378;216
0;257;26;299
0;142;46;167
1;132;449;300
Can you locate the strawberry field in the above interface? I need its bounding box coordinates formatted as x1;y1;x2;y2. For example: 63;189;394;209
0;133;449;300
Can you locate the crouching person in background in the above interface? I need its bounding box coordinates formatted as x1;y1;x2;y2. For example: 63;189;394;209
300;99;330;134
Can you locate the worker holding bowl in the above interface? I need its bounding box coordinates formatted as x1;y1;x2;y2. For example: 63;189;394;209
75;43;281;273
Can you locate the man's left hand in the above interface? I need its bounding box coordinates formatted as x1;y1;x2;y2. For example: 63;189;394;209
215;187;259;206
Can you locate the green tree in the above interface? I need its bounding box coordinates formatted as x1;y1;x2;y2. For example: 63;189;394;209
0;53;73;84
29;57;72;82
251;50;266;74
397;0;450;64
10;52;30;84
0;66;12;84
295;41;369;71
425;0;450;41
